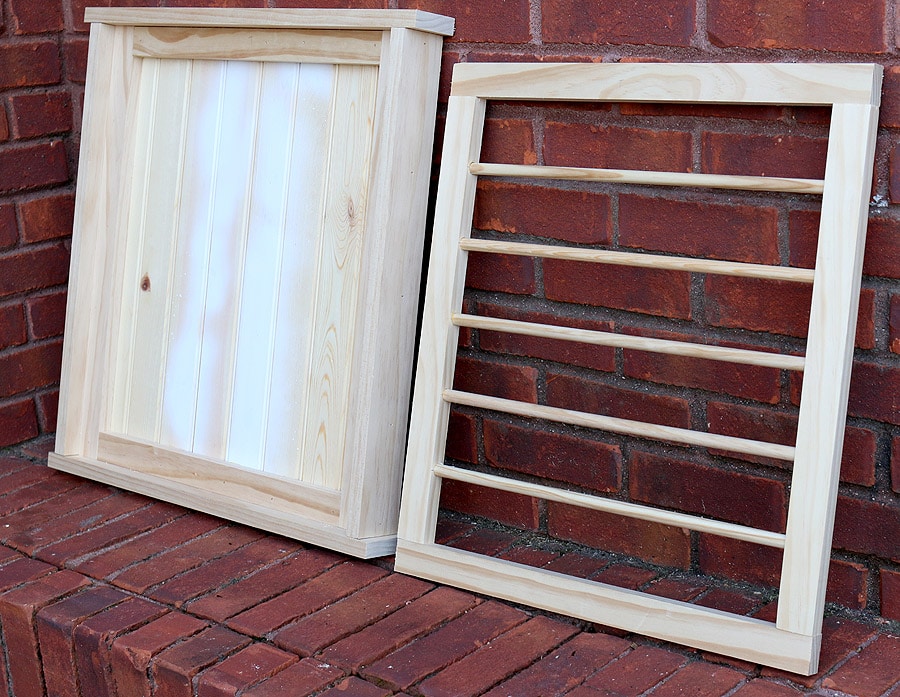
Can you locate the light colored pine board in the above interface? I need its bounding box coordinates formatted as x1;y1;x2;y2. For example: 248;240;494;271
191;60;262;460
460;238;816;283
98;432;341;524
86;7;454;36
56;22;134;458
395;540;819;675
122;58;192;442
435;464;786;547
262;63;334;479
470;162;825;194
133;27;382;64
450;62;881;105
395;95;487;546
299;64;378;489
778;103;880;637
340;28;445;538
445;389;796;460
452;313;805;370
49;451;397;558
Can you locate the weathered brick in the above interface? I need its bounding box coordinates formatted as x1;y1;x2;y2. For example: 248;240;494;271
0;462;56;500
881;67;900;128
655;661;746;697
317;586;478;671
499;545;560;569
544;121;692;172
447;527;518;556
0;204;16;248
704;275;810;338
847;361;900;425
0;569;90;697
594;563;657;590
226;561;387;637
833;495;900;560
474;181;612;245
0;107;8;143
893;436;900;494
730;680;805;697
111;525;265;593
546;371;691;428
74;596;167;697
582;646;686;694
476;301;616;372
197;644;297;697
882;568;900;621
465;250;536;294
316;677;390;697
110;611;209;697
0;140;69;193
702;132;827;179
543;551;608;579
548;502;691;568
446;410;477;464
0;41;61;88
0;340;62;399
891;294;900;354
0;463;79;517
706;401;876;486
620;195;779;264
826;558;869;610
890;144;900;203
146;535;302;605
274;573;432;657
0;398;39;447
36;585;129;697
623;344;781;403
544;259;692;319
0;482;110;541
36;501;184;565
483;419;621;493
6;489;147;556
8;0;63;33
152;626;251;697
821;634;900;697
483;633;630;697
698;535;781;586
185;548;343;622
440;478;541;530
241;658;343;697
363;600;527;692
25;290;65;340
453;355;538;403
708;0;885;52
0;243;69;298
10;91;72;139
18;191;75;243
0;555;54;591
542;0;694;46
630;451;787;531
398;0;530;43
480;118;536;165
64;37;89;82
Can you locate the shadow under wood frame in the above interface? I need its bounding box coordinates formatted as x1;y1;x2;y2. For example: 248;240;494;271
394;61;882;674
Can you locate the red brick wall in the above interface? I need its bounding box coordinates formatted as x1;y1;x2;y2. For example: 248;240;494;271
0;0;897;621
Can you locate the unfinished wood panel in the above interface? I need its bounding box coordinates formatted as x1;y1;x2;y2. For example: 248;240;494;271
394;62;882;674
133;27;382;64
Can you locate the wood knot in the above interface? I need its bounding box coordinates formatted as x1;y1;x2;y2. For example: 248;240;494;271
140;274;151;292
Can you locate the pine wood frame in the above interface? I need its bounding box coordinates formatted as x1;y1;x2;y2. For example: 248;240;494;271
394;62;882;673
49;8;452;558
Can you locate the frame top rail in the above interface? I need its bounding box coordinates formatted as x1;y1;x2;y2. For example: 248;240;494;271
449;62;882;106
85;7;455;36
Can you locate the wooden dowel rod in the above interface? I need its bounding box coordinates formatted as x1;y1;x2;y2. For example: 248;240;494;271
470;162;825;195
434;463;787;548
460;238;817;283
452;314;805;371
443;389;796;461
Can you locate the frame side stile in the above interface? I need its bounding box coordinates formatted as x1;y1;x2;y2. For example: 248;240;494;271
395;94;487;547
342;28;444;539
777;99;881;641
56;22;135;457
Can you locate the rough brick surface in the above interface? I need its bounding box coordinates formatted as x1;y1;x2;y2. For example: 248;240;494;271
544;122;692;172
152;626;251;697
196;644;297;697
821;634;900;697
0;141;69;194
453;355;538;403
241;658;343;697
440;478;541;530
541;0;695;46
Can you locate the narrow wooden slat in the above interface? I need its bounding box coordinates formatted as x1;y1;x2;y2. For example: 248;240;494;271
444;389;796;461
133;27;382;64
97;432;341;523
86;7;455;36
778;103;880;636
460;238;816;283
449;62;880;106
470;162;825;194
453;314;805;370
263;63;333;479
300;64;378;489
435;464;786;547
395;541;818;674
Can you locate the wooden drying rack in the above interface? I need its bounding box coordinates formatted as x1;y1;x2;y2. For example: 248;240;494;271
394;62;882;674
